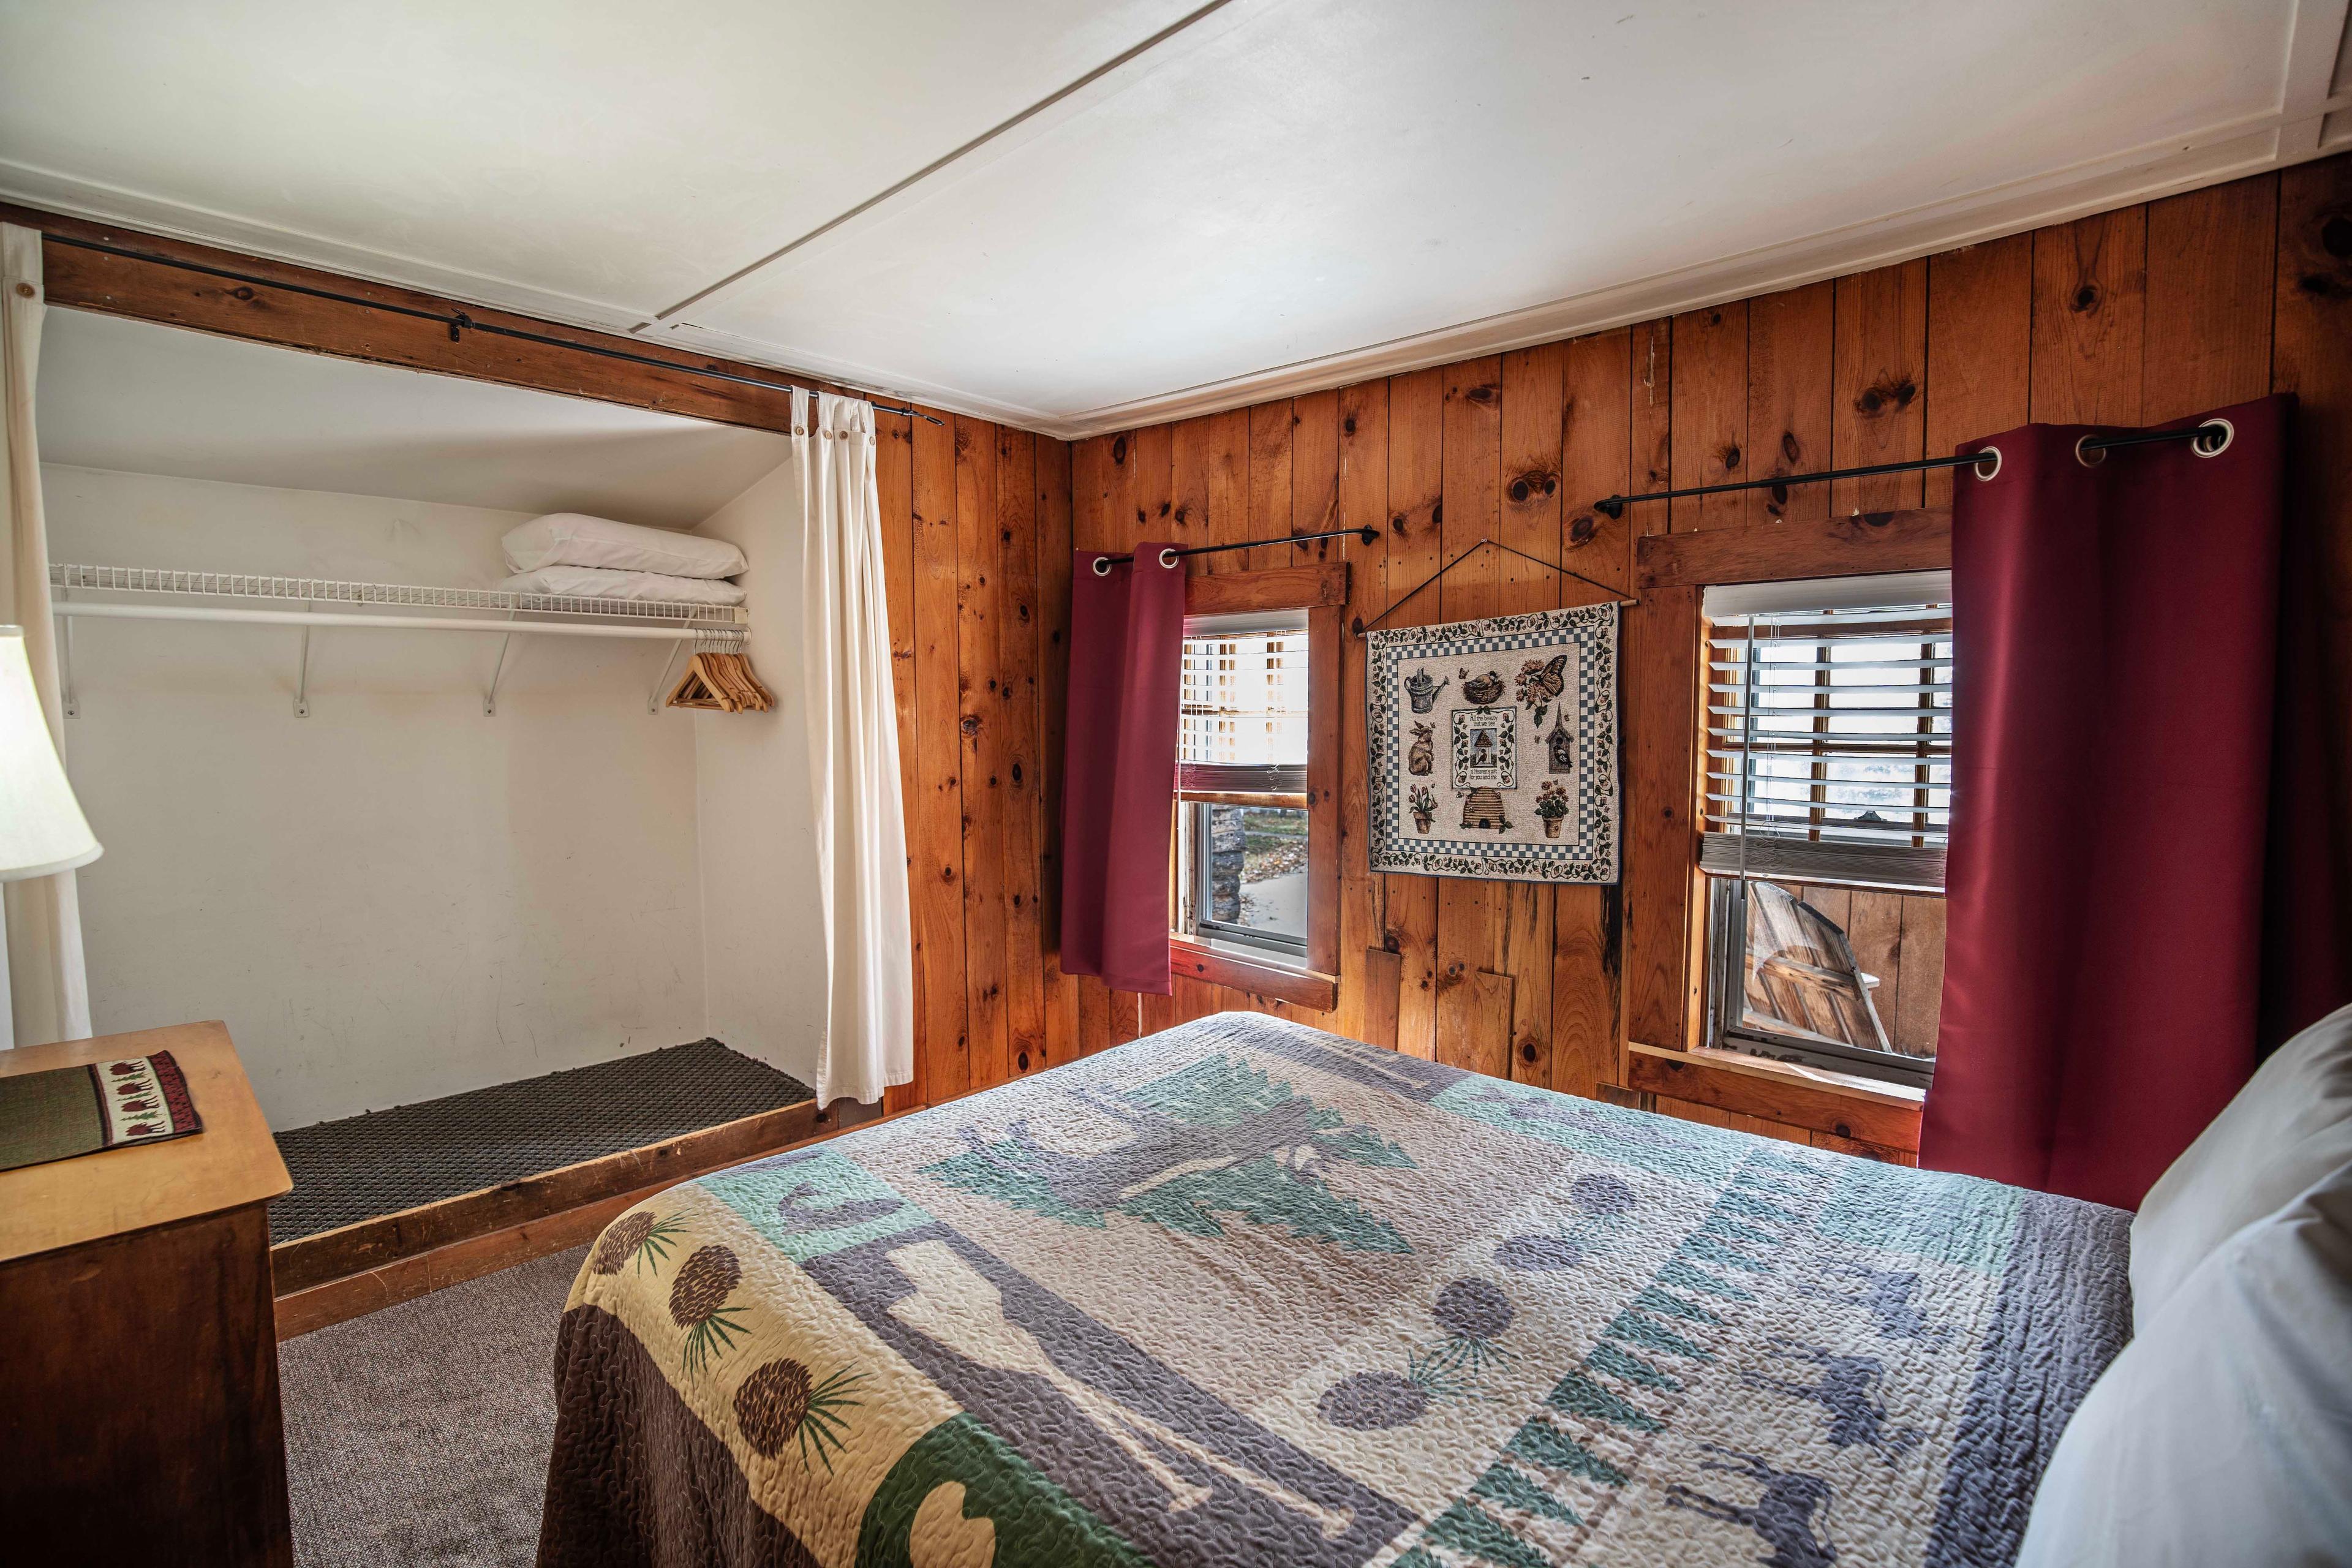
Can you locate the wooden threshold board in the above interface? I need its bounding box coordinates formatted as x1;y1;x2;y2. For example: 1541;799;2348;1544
271;1098;816;1337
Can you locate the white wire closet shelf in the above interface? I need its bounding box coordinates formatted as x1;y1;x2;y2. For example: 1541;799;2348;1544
49;562;748;718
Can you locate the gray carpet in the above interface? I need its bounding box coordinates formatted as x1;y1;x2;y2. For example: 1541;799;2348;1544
281;1244;585;1568
271;1039;813;1243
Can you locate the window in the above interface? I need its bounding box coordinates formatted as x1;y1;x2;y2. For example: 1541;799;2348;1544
1163;565;1343;1009
1174;612;1310;962
1698;571;1951;1085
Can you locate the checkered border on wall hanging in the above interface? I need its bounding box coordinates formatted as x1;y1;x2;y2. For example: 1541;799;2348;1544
1364;601;1620;884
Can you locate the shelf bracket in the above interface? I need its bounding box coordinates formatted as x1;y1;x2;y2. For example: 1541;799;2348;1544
647;638;686;713
294;605;314;718
58;588;78;719
484;611;517;716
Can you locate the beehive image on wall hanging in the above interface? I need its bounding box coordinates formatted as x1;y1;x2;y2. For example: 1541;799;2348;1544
1460;788;1510;832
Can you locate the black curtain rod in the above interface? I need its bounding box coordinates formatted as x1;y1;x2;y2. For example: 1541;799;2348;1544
1589;420;2230;517
1091;524;1378;571
42;232;943;425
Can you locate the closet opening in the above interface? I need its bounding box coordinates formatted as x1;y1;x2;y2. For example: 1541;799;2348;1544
34;307;829;1324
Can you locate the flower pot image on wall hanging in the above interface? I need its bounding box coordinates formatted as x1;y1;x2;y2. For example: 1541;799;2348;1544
1537;780;1569;839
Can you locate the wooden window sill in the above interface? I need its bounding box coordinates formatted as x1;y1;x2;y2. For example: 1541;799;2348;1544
1181;790;1310;809
1169;937;1338;1012
1626;1041;1924;1149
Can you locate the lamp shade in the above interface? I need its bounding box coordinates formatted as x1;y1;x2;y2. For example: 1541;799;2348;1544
0;625;100;880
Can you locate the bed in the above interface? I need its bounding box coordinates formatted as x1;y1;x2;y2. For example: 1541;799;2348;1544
538;1012;2130;1568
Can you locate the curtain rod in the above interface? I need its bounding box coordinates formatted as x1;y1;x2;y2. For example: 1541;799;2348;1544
40;232;943;425
1090;524;1379;573
1589;419;2232;518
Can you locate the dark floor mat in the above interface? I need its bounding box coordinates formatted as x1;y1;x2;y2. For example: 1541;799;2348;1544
268;1039;812;1245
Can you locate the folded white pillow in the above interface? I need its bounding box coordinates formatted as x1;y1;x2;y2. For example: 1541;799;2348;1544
502;513;745;580
502;567;745;607
2130;1003;2352;1330
2015;1156;2352;1568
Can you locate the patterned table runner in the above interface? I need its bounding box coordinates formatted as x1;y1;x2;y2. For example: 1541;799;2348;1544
0;1050;202;1172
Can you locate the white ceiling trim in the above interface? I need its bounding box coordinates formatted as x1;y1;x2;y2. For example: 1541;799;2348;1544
2277;0;2352;156
1039;116;2335;440
646;318;1071;432
0;155;657;331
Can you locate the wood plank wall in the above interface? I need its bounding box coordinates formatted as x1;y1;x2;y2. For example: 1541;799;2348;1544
980;157;2352;1145
880;414;1076;1115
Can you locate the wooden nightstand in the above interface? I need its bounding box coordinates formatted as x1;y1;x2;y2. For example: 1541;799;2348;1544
0;1021;294;1567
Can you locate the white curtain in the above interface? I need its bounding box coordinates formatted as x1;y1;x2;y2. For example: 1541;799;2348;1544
0;222;92;1049
797;390;913;1104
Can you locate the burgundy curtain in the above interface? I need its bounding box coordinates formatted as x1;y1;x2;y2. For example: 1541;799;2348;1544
1922;394;2345;1209
1060;541;1185;995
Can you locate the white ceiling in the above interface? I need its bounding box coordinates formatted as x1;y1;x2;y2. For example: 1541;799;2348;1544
4;1;2348;437
37;309;791;527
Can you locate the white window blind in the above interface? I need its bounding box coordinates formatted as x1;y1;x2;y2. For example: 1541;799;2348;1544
1700;572;1951;893
1179;610;1309;777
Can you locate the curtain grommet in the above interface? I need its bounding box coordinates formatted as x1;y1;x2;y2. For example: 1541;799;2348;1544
2192;418;2234;458
1158;547;1178;568
2074;435;2108;468
1970;445;2002;483
1091;556;1112;576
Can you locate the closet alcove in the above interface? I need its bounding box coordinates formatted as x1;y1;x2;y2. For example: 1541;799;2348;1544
34;309;827;1278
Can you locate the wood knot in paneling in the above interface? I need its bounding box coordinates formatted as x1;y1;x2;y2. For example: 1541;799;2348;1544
2297;208;2352;298
1852;372;1918;418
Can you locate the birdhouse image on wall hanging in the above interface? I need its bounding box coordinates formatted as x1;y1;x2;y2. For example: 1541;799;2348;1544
1547;712;1574;773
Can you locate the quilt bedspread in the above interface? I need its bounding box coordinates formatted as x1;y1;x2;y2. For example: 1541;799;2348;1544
539;1013;2130;1568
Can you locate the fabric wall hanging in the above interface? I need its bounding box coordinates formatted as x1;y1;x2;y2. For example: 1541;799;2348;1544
1365;602;1618;884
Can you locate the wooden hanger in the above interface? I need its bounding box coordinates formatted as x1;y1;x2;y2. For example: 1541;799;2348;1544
666;648;774;713
667;656;725;710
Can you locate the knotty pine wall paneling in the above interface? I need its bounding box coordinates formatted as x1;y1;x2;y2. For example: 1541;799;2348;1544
1038;159;2352;1149
881;409;1074;1117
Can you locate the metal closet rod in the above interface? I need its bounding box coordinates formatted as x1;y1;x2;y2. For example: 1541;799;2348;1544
1092;524;1379;570
1588;419;2231;518
42;232;942;426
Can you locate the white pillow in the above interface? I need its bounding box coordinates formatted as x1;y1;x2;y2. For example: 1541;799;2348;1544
501;567;745;607
2016;1157;2352;1568
2131;1003;2352;1330
502;513;745;580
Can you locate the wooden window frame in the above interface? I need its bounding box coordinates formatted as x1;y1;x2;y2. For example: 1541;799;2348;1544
1620;509;1948;1144
1168;563;1345;1012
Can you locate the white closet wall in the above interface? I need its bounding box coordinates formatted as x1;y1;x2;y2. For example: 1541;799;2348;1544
689;457;829;1090
43;463;709;1128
